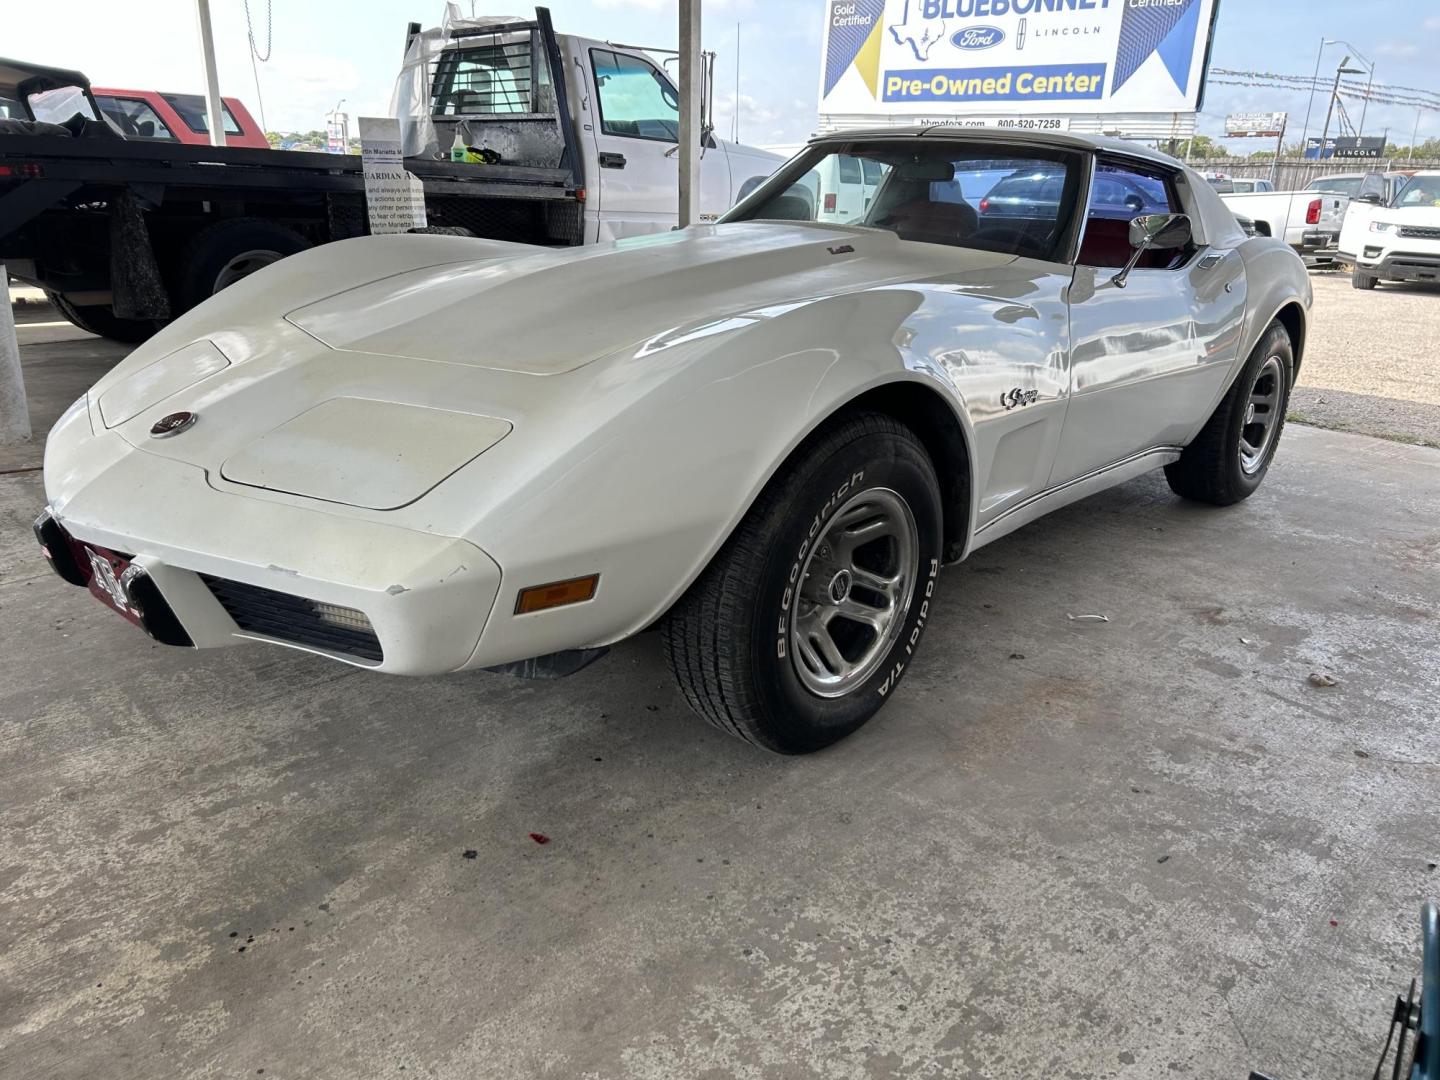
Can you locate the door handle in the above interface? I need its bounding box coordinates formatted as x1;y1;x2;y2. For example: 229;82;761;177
599;152;626;169
1198;252;1225;270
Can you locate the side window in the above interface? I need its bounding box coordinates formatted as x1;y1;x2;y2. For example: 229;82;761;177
1078;160;1187;270
837;154;862;184
96;96;175;140
161;94;242;136
861;157;883;186
591;49;679;141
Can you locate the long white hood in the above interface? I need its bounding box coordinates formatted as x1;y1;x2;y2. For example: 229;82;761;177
285;222;1013;374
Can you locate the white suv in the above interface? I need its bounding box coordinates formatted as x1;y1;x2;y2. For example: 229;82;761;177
1338;172;1440;289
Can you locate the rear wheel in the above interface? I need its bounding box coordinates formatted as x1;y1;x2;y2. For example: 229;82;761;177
1352;265;1378;290
663;413;944;754
176;218;312;313
46;292;156;344
1165;321;1293;506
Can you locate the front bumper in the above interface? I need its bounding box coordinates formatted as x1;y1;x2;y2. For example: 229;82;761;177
1356;248;1440;283
40;448;503;674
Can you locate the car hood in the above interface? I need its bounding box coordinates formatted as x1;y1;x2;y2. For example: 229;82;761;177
1378;204;1440;223
285;222;1010;375
81;224;1016;511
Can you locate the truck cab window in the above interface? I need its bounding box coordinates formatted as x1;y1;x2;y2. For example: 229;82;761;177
590;49;679;142
161;94;242;136
432;40;536;116
95;96;174;140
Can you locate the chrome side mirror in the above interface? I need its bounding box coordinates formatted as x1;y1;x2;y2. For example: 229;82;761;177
1113;213;1193;288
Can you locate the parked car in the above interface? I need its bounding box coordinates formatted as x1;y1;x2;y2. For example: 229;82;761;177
1219;187;1348;266
1306;171;1411;204
1204;174;1273;194
978;164;1166;218
36;129;1309;754
93;88;268;148
1338;170;1440;288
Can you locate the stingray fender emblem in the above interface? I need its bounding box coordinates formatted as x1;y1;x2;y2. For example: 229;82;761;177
1002;387;1038;410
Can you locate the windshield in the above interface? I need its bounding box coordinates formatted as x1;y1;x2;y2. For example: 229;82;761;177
725;140;1079;261
1393;175;1440;208
1306;175;1362;197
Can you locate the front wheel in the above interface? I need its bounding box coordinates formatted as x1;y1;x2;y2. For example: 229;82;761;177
663;413;944;754
1352;265;1378;290
1165;321;1293;506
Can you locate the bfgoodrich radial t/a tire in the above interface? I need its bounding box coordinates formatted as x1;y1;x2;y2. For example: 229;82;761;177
1164;320;1294;506
663;413;944;754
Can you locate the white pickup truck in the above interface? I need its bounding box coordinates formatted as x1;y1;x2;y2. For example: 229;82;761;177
393;6;785;242
1337;171;1440;289
1218;189;1348;266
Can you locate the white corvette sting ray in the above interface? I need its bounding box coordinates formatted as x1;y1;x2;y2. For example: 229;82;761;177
37;129;1311;753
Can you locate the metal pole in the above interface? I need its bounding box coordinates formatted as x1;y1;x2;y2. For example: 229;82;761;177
677;0;702;228
1358;64;1374;139
1298;37;1327;159
194;0;228;147
732;21;740;143
1411;108;1421;162
0;265;31;445
1319;60;1346;160
1271;119;1284;186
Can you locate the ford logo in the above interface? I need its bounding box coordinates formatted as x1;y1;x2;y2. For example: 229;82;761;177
952;25;1005;50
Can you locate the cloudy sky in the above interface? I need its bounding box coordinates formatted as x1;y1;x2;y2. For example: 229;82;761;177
6;0;1439;150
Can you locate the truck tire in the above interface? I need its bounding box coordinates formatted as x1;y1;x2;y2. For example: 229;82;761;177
1164;321;1293;506
46;292;156;344
1351;266;1378;290
662;413;943;754
176;219;311;313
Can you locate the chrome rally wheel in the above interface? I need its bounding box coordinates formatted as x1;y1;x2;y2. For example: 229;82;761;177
790;488;919;698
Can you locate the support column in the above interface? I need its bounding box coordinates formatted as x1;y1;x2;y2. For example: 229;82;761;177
0;266;31;445
677;0;702;228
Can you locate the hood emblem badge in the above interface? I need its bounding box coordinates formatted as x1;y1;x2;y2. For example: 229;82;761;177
150;411;197;438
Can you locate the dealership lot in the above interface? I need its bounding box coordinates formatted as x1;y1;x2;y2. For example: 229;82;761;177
2;301;1438;1077
1291;272;1440;448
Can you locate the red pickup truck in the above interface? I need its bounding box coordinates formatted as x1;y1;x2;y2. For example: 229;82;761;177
92;87;267;148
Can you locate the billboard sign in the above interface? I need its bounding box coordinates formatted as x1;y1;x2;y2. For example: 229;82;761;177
819;0;1222;120
1332;136;1385;160
1225;111;1286;138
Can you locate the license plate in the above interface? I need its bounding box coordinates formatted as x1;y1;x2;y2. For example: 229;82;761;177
82;545;144;629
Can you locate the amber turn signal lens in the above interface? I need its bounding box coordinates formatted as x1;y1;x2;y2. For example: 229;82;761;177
514;574;599;615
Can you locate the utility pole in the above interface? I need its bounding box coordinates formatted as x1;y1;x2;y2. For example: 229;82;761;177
1298;37;1332;159
677;0;701;227
1320;56;1364;160
194;0;228;147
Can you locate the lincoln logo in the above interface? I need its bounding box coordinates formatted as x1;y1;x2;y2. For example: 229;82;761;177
150;411;197;438
952;25;1005;50
1002;388;1038;410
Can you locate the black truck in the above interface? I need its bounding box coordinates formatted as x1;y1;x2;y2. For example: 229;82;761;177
0;9;587;343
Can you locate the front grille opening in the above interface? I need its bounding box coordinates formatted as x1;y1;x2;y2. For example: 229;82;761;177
201;576;383;663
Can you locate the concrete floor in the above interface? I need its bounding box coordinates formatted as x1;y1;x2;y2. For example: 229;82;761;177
2;317;1439;1079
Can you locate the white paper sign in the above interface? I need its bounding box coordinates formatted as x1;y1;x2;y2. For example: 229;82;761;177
359;117;427;235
